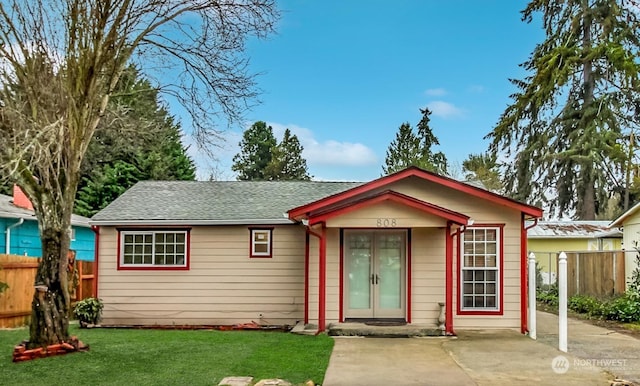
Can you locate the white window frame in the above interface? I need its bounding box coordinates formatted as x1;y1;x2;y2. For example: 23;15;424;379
120;230;188;268
250;228;272;258
460;226;501;312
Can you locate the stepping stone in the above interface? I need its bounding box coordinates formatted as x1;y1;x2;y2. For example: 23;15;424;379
254;379;292;386
218;376;253;386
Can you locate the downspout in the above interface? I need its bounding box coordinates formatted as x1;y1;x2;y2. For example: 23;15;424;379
91;225;100;298
5;218;24;254
521;217;539;334
304;232;310;324
305;221;327;335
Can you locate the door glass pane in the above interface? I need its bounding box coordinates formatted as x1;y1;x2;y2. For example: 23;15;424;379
378;235;401;309
348;235;371;310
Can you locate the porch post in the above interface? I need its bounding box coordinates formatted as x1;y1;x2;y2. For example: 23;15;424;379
318;224;327;332
445;222;454;334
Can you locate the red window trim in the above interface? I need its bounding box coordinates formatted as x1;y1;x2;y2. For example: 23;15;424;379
117;227;191;271
457;223;504;316
249;227;274;258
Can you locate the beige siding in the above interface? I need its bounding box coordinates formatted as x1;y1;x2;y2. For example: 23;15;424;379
97;225;306;326
326;201;448;228
411;228;446;325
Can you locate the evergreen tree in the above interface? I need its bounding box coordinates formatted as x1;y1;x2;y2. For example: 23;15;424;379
265;129;312;180
383;108;447;175
487;0;640;219
232;121;278;180
74;66;196;217
462;153;503;193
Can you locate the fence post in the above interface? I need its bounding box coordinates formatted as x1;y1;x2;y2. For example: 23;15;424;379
528;252;537;340
558;251;568;352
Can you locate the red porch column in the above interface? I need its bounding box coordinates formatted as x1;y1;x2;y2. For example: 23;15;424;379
445;222;454;334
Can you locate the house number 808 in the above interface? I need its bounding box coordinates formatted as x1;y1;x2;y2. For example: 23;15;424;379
376;218;397;227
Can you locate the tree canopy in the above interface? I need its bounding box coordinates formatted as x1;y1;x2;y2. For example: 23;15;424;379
383;108;448;175
462;153;503;193
487;0;640;219
232;122;311;180
0;0;278;348
75;66;196;217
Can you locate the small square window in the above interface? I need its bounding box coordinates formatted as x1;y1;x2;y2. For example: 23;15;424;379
250;228;272;258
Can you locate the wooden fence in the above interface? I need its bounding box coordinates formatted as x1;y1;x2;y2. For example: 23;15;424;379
564;251;626;298
0;254;94;328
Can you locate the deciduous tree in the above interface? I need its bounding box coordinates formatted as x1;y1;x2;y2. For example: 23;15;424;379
0;0;278;348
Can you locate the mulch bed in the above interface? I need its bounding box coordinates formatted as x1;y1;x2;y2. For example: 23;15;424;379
12;336;89;362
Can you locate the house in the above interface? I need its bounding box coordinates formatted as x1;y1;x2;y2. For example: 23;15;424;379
90;167;542;334
0;186;95;260
527;221;622;285
609;205;640;287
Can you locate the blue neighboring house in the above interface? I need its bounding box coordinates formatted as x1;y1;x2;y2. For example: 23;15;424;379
0;187;95;261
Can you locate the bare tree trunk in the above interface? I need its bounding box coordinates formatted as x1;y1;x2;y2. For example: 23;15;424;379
28;227;70;348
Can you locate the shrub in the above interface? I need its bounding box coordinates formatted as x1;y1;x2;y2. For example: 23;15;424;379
568;294;603;316
537;286;558;307
604;291;640;323
73;297;104;327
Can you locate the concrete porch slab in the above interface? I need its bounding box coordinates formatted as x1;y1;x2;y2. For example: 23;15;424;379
328;322;443;337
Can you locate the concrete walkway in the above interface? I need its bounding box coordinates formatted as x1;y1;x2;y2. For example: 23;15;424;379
323;314;636;385
536;310;640;384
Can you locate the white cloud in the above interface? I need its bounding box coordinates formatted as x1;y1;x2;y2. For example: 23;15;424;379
426;101;464;119
268;122;377;166
425;88;447;96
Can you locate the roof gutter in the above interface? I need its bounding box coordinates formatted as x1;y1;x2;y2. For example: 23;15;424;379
5;218;24;254
89;218;296;226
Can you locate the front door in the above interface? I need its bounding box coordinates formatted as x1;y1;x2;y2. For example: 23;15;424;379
344;230;406;319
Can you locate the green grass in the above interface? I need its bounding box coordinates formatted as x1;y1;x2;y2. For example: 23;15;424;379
0;326;334;386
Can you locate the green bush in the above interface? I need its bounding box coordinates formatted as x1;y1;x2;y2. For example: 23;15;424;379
568;294;603;316
537;287;558;307
73;297;104;327
604;291;640;323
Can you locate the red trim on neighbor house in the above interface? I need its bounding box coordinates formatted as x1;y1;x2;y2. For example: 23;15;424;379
116;228;191;271
304;231;310;325
522;217;539;333
339;229;344;322
91;225;100;298
445;222;454;334
456;224;505;316
288;166;542;221
308;190;469;226
248;227;275;258
407;229;412;324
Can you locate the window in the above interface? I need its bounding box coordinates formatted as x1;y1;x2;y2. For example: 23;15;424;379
120;230;189;269
250;228;272;258
460;227;501;312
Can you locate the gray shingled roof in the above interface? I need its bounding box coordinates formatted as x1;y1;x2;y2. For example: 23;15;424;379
526;220;621;239
0;194;90;227
91;180;363;225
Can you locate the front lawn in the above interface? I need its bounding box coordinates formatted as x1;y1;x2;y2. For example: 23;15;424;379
0;326;334;385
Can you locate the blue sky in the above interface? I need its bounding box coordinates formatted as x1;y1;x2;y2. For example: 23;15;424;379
186;1;544;181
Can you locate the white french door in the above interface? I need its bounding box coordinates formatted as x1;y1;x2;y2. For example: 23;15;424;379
344;230;406;319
